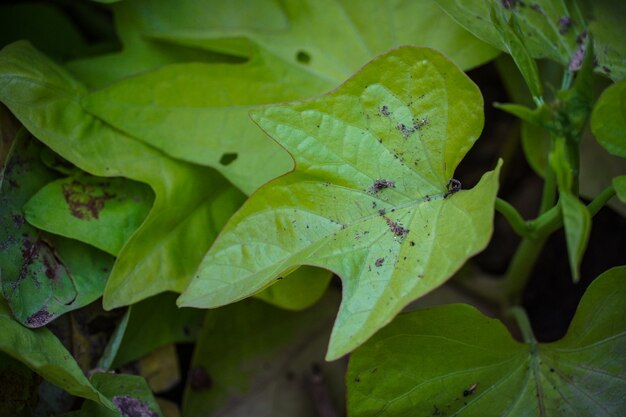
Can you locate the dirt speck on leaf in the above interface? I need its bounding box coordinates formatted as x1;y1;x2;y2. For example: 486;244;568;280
558;16;572;34
26;308;54;327
369;179;395;193
62;180;115;220
382;215;409;238
375;258;384;267
379;105;391;116
112;395;158;417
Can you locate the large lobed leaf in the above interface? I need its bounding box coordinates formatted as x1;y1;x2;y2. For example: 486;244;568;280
0;41;246;309
347;266;626;416
179;47;501;359
82;0;499;194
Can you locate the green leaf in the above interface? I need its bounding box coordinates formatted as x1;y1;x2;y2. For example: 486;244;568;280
436;0;583;65
0;301;115;410
0;41;246;309
347;266;626;416
614;175;626;203
183;290;345;417
589;0;626;80
0;129;112;326
66;2;237;89
254;266;333;311
25;175;154;256
71;373;163;417
178;47;501;359
111;292;205;368
83;0;499;194
0;3;89;61
560;193;591;282
591;78;626;158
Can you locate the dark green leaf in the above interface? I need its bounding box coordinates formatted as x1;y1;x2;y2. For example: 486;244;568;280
0;301;114;410
0;129;112;326
614;175;626;203
183;290;345;417
71;373;162;417
591;78;626;158
347;266;626;416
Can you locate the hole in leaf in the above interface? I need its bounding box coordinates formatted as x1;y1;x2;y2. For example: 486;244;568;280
219;153;238;166
296;50;311;64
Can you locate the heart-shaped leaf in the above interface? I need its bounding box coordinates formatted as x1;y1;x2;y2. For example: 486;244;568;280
83;0;499;194
179;46;501;359
347;266;626;416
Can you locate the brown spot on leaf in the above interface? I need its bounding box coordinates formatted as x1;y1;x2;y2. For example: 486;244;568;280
62;180;115;220
375;258;384;267
112;395;158;417
189;366;212;390
379;105;391;116
12;214;25;228
26;309;54;327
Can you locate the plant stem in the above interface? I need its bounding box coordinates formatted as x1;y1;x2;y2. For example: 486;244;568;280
495;198;530;237
509;306;537;345
539;151;556;214
502;184;616;306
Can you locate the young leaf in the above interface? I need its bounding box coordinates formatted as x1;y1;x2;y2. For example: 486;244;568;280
178;47;501;359
560;192;591;283
591;78;626;158
253;266;333;311
0;41;246;309
347;266;626;416
0;301;115;411
83;0;499;194
25;175;154;256
183;290;345;417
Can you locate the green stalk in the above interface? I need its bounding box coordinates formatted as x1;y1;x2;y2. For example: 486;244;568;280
495;198;530;237
509;306;537;345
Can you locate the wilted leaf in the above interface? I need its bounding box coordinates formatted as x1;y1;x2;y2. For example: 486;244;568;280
183;290;345;417
25;175;154;256
83;0;499;194
347;266;626;416
179;47;501;359
0;41;246;309
0;301;114;410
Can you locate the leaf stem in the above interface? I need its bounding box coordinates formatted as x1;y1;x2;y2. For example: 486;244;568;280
509;306;537;345
502;183;616;305
495;198;530;237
